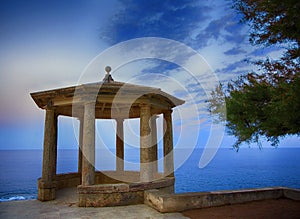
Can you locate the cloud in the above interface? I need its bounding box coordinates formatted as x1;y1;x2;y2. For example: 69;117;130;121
4;0;290;150
216;60;250;75
224;47;247;55
195;18;225;43
102;0;213;45
101;0;255;87
193;10;247;49
249;46;284;58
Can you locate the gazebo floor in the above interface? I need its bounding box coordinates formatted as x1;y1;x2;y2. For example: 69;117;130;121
55;187;78;206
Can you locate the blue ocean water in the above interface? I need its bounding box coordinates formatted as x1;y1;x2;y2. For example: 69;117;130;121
0;148;299;202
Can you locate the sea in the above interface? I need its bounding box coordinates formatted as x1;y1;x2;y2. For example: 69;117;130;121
0;148;299;202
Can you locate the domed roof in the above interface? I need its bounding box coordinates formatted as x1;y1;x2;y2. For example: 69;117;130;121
31;69;184;119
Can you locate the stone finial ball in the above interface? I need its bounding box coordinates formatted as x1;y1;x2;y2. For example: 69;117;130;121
105;66;111;74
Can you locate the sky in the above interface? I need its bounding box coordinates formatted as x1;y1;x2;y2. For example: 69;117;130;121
0;0;299;150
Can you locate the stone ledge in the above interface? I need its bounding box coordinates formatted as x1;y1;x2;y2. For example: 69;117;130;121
78;191;144;207
145;187;300;213
78;177;175;207
78;177;175;194
129;178;174;191
78;183;130;194
283;187;300;201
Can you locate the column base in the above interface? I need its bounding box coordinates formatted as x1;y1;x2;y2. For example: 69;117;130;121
37;179;57;201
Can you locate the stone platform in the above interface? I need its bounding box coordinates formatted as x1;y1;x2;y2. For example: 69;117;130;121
0;188;186;219
38;171;175;207
1;187;300;218
78;177;174;207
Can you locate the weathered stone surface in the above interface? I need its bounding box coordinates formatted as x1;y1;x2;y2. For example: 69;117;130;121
31;82;185;119
0;191;188;219
163;110;174;177
77;177;175;207
78;191;144;207
37;179;57;201
145;187;300;213
116;119;124;171
56;173;81;190
78;117;83;173
37;187;56;201
150;115;158;174
32;78;183;206
38;108;58;201
82;102;96;186
129;177;174;191
140;103;154;182
283;187;300;200
44;171;169;192
78;183;129;194
95;170;140;183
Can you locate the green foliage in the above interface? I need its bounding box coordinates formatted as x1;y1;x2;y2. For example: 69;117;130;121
209;0;300;148
211;72;300;149
234;0;300;46
209;84;226;123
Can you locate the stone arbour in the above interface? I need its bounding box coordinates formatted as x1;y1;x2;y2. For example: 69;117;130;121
31;78;184;203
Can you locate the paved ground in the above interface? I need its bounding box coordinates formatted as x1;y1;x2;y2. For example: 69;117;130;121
182;198;300;219
0;201;189;219
0;188;187;219
1;188;299;219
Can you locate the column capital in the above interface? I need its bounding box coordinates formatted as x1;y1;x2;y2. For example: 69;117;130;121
83;100;96;106
115;118;124;123
163;109;173;115
79;93;97;104
77;114;84;121
139;102;150;108
44;105;58;112
151;114;159;120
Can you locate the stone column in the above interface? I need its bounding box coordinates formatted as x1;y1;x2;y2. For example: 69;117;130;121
116;119;124;172
163;110;174;177
81;102;96;186
150;115;158;175
140;104;153;182
78;117;83;174
38;108;58;201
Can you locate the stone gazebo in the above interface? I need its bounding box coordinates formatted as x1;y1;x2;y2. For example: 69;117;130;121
31;67;184;207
